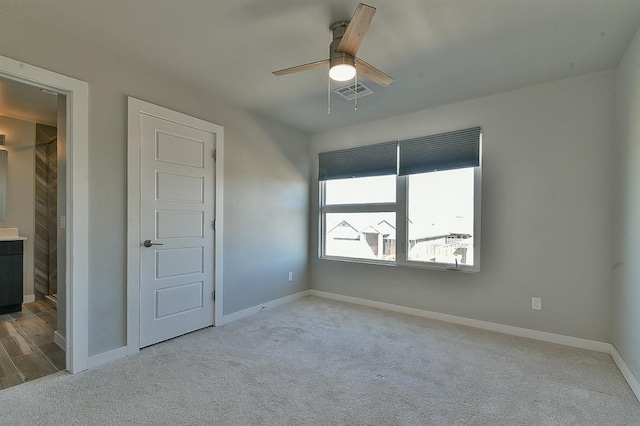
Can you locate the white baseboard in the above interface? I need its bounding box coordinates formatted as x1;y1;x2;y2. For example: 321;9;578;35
309;290;611;353
610;345;640;402
87;346;128;369
219;290;311;326
86;291;310;368
53;330;66;351
23;295;35;303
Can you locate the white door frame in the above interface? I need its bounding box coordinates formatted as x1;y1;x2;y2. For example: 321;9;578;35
0;55;90;373
126;97;224;354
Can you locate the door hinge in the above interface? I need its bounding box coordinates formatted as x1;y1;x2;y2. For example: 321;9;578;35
213;290;216;301
212;220;216;230
212;149;217;161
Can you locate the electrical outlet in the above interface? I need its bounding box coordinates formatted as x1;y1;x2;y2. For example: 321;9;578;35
288;272;293;282
532;297;542;311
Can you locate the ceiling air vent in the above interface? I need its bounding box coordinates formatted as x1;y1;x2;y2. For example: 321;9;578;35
334;82;374;101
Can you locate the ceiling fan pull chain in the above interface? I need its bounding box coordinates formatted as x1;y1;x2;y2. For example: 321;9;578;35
327;73;331;114
354;59;358;111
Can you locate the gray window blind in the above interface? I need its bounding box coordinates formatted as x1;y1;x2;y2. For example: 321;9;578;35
318;140;397;181
398;127;481;176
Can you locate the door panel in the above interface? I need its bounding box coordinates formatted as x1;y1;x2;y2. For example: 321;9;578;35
155;281;204;318
156;210;204;239
156;132;204;167
140;114;215;348
156;172;204;203
156;247;204;278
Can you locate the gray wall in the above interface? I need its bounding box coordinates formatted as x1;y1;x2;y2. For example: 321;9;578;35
613;27;640;382
0;116;35;299
310;71;615;342
0;12;310;356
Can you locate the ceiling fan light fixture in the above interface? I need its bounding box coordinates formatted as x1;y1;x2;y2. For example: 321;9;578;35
329;53;356;82
329;64;356;81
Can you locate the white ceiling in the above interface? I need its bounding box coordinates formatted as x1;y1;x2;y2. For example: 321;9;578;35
1;0;639;133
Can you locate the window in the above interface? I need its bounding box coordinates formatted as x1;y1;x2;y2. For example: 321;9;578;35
319;127;481;272
323;177;396;262
406;168;475;267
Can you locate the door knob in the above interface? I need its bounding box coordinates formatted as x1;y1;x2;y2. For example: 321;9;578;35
143;240;164;248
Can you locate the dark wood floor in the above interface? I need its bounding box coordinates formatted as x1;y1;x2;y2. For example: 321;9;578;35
0;300;64;390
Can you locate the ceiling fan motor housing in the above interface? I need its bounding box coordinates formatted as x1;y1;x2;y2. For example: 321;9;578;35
330;20;356;69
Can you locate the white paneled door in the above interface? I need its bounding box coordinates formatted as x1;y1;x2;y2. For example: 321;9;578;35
139;113;217;348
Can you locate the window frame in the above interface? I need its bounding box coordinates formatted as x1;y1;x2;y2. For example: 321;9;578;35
319;180;398;265
319;161;481;273
395;166;482;272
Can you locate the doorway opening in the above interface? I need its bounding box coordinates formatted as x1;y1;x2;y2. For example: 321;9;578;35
0;76;66;389
0;54;89;378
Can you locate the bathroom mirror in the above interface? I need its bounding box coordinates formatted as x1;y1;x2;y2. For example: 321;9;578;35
0;150;6;221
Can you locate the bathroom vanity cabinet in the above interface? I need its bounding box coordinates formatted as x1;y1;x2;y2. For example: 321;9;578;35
0;240;23;314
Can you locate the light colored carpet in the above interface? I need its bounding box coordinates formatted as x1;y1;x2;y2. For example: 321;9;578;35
1;296;638;425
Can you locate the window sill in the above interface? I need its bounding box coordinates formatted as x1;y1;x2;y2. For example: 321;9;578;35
319;255;479;273
320;255;396;268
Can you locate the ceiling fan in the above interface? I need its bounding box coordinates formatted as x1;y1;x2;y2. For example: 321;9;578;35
272;3;393;87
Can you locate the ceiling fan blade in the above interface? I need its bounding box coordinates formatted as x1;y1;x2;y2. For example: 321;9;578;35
355;59;394;86
273;59;329;76
336;3;376;56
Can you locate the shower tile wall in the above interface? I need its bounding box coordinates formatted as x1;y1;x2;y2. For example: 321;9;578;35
34;124;57;300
